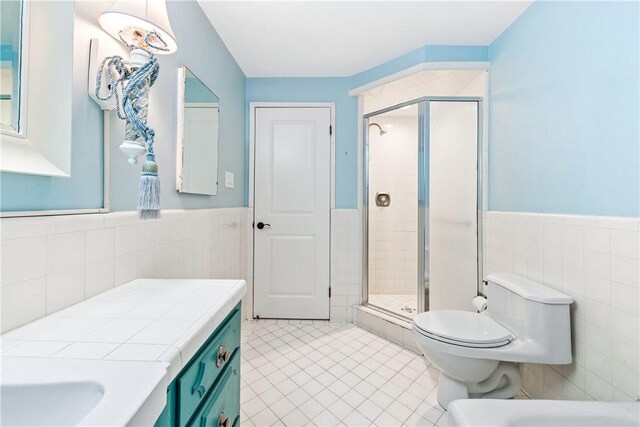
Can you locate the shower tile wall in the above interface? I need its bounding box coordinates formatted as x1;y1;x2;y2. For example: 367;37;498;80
368;116;418;296
483;211;640;401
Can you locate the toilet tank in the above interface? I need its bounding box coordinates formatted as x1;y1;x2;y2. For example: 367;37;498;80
485;273;574;364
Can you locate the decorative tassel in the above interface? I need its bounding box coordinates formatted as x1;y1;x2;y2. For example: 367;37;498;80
138;155;160;219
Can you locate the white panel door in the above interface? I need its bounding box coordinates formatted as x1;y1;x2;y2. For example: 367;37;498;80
254;107;331;319
429;101;479;311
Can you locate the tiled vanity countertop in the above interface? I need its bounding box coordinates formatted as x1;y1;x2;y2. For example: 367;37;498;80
1;278;247;380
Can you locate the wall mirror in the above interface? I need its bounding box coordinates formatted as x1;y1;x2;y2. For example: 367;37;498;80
0;0;73;177
1;0;23;133
176;66;219;196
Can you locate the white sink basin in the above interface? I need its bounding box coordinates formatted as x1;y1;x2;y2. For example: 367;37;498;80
2;381;104;426
1;357;169;426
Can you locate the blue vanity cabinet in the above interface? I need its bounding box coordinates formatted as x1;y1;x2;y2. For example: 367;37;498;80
155;303;242;427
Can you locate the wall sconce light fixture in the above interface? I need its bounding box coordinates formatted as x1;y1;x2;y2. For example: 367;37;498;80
93;0;177;219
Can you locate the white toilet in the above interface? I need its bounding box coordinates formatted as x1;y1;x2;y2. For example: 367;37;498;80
412;272;573;409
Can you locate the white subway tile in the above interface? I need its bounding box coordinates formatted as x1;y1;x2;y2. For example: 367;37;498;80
583;226;610;253
564;215;597;227
585;299;611;330
523;366;543;398
1;277;46;332
612;337;640;373
584;275;611;305
543;222;563;245
585;371;612;400
543;244;562;266
114;253;137;286
114;224;138;256
562;379;586;400
610;230;639;259
85;258;115;298
612;282;639;315
1;217;54;240
597;217;639;231
562;246;584;272
527;259;544;282
46;267;85;314
103;211;138;228
1;236;46;286
612;362;640;398
137;222;158;250
47;232;85;274
612;310;640;344
611;256;639;287
584;251;610;280
585;347;612;384
54;214;104;233
543;264;562;288
85;228;114;263
543;366;563;396
562;269;584;296
562;224;584;248
612;387;635;401
586;322;612;357
538;213;564;224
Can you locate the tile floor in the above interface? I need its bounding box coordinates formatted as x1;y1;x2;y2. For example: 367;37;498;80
240;320;448;427
367;294;418;320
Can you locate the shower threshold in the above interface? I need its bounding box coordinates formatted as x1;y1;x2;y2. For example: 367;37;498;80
367;294;418;320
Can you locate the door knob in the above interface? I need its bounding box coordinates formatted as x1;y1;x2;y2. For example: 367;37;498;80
256;222;271;229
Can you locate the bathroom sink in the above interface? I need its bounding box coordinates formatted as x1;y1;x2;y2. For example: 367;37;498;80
1;381;104;426
1;357;169;426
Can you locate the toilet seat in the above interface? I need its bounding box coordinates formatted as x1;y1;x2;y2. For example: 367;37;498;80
414;310;514;348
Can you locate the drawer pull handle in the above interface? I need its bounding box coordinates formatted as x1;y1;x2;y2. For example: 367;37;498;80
217;345;230;367
218;411;230;427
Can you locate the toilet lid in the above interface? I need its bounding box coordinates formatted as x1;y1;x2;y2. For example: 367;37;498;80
414;311;514;347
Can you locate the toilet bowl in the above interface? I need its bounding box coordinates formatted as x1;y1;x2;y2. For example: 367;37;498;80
412;272;573;410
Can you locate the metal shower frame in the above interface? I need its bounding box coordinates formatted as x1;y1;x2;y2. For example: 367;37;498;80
362;96;484;320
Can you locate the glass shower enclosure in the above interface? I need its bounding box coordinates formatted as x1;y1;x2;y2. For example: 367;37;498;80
363;97;483;320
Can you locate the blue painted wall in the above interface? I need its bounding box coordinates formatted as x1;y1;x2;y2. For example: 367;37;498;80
489;1;639;217
0;0;246;212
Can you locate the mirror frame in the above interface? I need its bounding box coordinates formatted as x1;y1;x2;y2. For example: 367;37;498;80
175;65;220;196
0;0;73;177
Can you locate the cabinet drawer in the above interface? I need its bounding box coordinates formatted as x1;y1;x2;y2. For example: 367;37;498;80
187;353;240;427
177;308;241;426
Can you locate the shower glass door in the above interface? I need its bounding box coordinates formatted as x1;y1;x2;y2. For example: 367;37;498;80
363;97;483;320
364;102;421;319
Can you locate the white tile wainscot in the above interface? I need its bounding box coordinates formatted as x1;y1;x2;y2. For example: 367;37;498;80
0;208;249;333
483;211;640;401
330;209;363;322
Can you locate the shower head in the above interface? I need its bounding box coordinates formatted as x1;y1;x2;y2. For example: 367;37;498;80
368;122;387;136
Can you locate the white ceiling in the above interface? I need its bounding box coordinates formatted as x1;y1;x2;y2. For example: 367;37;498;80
197;1;532;77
